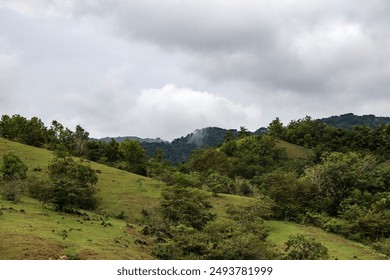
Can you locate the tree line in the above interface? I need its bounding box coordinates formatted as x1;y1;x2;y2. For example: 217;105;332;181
0;114;148;175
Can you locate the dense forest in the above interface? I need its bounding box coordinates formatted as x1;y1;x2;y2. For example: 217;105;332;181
319;113;390;129
1;113;390;259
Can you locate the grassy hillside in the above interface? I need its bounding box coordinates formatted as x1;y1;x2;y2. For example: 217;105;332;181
0;196;152;260
0;138;386;259
0;137;163;222
209;194;386;260
276;140;314;160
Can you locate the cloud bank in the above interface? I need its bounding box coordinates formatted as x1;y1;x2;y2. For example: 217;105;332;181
0;1;389;140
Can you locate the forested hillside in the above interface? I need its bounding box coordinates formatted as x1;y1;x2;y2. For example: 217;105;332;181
105;127;239;164
319;113;390;129
0;113;389;260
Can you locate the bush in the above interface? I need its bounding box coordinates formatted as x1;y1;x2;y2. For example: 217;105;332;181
27;177;51;200
0;153;29;202
0;181;23;202
284;234;329;260
43;156;98;212
160;186;215;230
1;152;28;181
371;238;390;257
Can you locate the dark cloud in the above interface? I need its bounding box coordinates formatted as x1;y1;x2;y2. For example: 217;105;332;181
0;1;389;139
69;0;390;98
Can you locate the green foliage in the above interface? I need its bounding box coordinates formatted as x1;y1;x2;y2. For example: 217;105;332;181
220;140;238;156
27;176;51;200
204;172;235;195
152;225;209;259
187;148;230;175
268;117;285;138
0;115;47;147
0;153;28;201
160;186;215;230
43;155;98;212
1;181;23;202
304;152;383;215
1;134;387;260
117;139;147;175
73;125;89;157
320;113;390;129
285;116;328;148
284;234;329;260
226;195;276;223
203;220;276;259
153;220;277;260
230;135;287;178
1;152;28;181
372;238;390;257
258;170;311;220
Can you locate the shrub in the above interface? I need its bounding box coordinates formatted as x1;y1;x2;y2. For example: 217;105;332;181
43;156;98;212
284;234;329;260
0;153;28;202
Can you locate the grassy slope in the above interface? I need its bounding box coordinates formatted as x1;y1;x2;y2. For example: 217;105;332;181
209;194;386;260
0;138;158;259
0;196;152;260
275;140;314;160
0;138;386;259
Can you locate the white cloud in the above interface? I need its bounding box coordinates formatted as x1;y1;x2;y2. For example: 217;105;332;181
120;84;262;141
0;0;389;140
0;38;19;105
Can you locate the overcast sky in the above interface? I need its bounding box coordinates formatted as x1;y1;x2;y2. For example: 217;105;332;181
0;1;389;141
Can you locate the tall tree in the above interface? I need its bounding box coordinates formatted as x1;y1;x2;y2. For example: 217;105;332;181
268;117;285;138
74;125;89;157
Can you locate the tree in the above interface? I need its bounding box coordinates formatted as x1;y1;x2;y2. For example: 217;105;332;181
285;116;327;148
0;153;28;201
230;135;287;178
284;234;329;260
118;139;147;175
268;117;285;138
238;126;251;138
105;138;120;163
187;148;230;175
73;125;89;156
44;155;98;212
160;186;215;230
1;152;28;181
304;152;383;215
259;170;305;220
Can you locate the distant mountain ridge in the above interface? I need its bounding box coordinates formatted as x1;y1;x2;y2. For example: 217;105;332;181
142;127;239;163
96;127;239;164
97;136;168;144
97;113;389;163
318;113;390;129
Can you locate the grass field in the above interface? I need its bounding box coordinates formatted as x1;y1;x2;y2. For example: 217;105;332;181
208;194;387;260
0;137;386;259
275;140;314;160
0;196;153;259
266;221;386;260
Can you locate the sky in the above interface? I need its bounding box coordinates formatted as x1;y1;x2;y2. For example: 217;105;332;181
0;0;389;141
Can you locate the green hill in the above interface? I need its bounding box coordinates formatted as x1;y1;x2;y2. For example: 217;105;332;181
0;138;386;259
319;113;390;129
